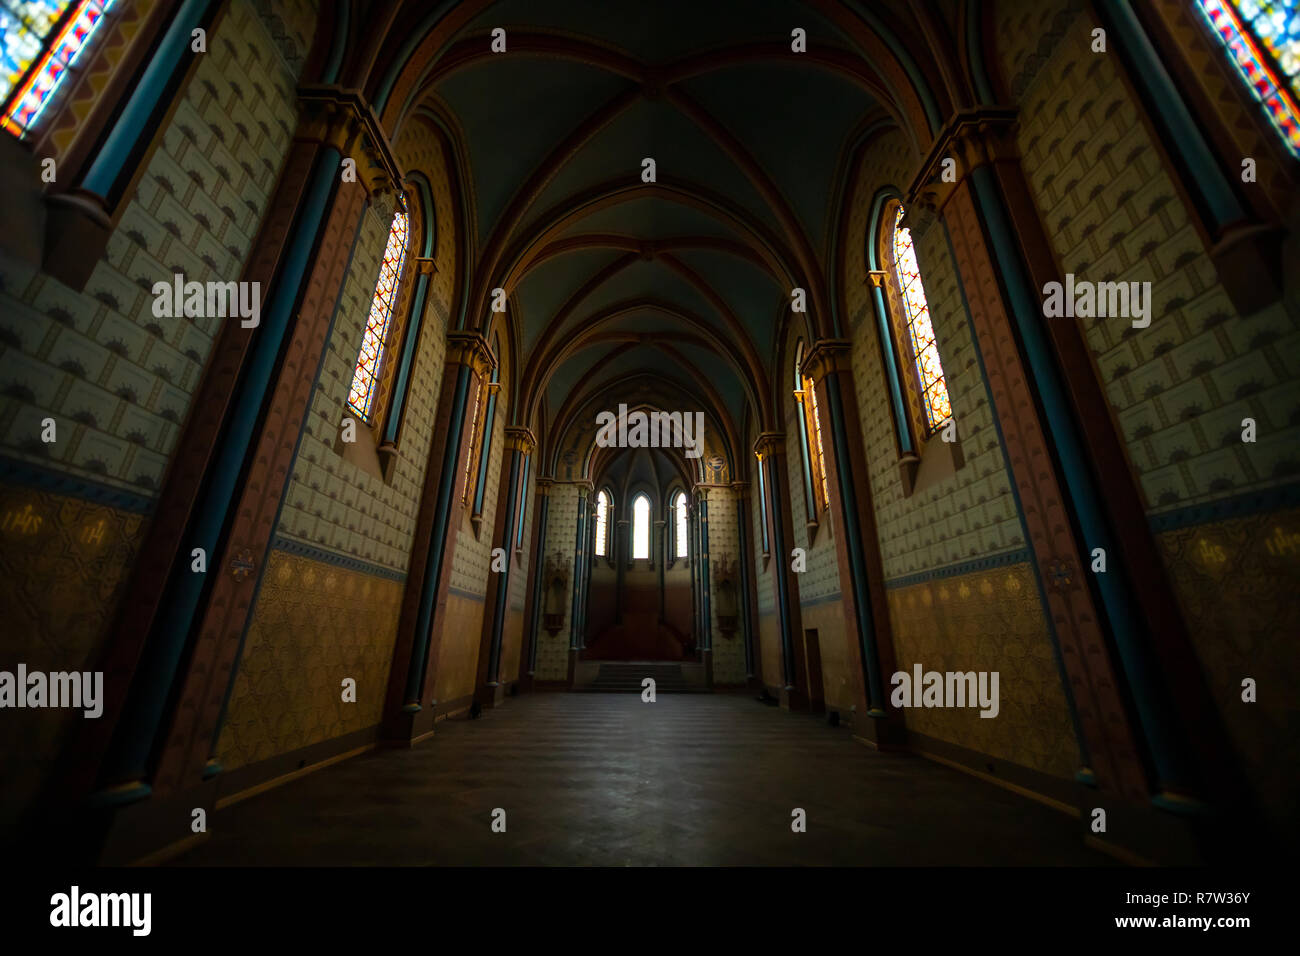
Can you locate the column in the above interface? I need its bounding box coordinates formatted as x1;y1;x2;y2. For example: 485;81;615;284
476;426;536;708
382;329;496;741
754;432;808;710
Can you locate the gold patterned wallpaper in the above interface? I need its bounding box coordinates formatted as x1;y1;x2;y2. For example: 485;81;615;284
1157;507;1300;836
0;484;145;834
885;563;1079;780
216;549;403;771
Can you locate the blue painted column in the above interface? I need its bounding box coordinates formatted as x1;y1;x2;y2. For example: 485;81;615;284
569;487;588;652
524;480;552;680
756;435;797;694
485;431;530;685
735;484;756;679
404;332;494;711
97;143;342;796
807;341;888;715
966;163;1196;800
698;490;712;655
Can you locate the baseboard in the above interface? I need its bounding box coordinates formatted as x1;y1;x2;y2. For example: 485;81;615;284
216;739;379;811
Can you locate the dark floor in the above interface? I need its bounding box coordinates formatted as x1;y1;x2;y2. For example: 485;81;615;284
175;693;1114;866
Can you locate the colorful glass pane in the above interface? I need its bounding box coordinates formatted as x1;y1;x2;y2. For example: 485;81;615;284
802;374;828;509
347;206;409;421
594;490;608;556
674;491;688;558
632;495;650;560
891;206;952;432
1196;0;1300;156
2;1;114;137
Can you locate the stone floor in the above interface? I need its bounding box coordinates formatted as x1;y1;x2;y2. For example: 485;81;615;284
175;693;1114;866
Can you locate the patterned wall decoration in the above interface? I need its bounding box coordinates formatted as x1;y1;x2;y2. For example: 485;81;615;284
273;120;456;573
1012;9;1300;514
216;549;403;772
783;329;841;602
0;483;144;833
705;487;746;684
1156;504;1300;839
0;0;299;496
842;128;1025;581
885;563;1078;780
535;482;580;680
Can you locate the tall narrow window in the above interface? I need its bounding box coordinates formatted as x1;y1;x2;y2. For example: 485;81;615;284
890;205;951;433
673;491;688;558
461;378;482;506
348;201;409;422
469;343;499;515
793;344;829;513
2;1;115;138
1196;0;1300;157
594;489;609;557
515;457;530;549
632;494;650;560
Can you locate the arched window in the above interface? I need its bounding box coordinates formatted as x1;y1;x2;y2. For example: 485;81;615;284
793;342;829;514
2;1;116;138
889;204;951;434
672;491;689;558
594;489;609;557
466;337;500;514
1195;0;1300;158
348;200;409;422
631;494;650;560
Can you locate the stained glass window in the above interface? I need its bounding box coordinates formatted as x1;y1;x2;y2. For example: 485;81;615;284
673;491;688;558
1196;0;1300;157
801;372;828;510
632;494;650;560
890;205;952;433
347;203;409;422
594;490;609;557
461;380;481;505
2;1;114;138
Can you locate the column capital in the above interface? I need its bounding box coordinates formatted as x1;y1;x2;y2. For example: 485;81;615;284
753;431;786;460
729;480;750;497
504;426;537;455
906;107;1020;219
297;85;404;201
800;338;853;384
445;330;497;380
535;477;554;496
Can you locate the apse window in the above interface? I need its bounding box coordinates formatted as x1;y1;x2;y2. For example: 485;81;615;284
347;200;409;422
1;0;116;138
890;205;952;434
673;490;688;558
594;489;609;557
632;494;650;560
1195;0;1300;158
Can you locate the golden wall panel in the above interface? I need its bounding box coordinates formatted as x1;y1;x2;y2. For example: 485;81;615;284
885;563;1078;779
433;592;485;706
500;609;523;685
1157;508;1300;835
0;485;145;831
799;602;853;713
217;550;403;771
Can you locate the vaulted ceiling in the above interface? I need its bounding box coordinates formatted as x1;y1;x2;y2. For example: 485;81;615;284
352;0;966;473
